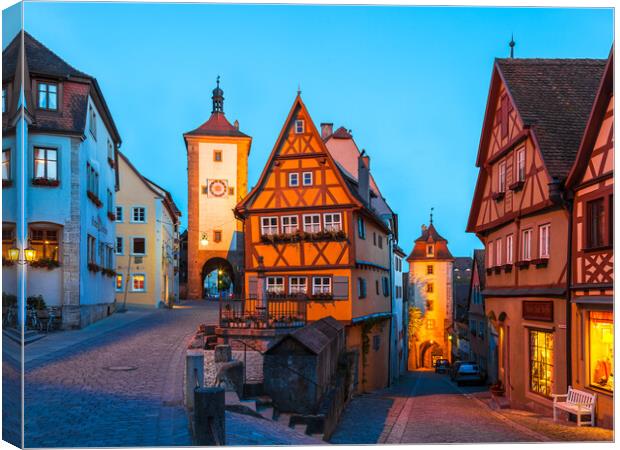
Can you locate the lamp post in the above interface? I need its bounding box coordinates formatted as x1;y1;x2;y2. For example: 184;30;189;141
7;247;37;329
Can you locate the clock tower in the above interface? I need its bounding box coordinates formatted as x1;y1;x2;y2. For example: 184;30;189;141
184;78;252;299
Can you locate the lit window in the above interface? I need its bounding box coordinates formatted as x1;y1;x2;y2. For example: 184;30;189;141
266;276;284;294
2;225;16;260
539;224;550;258
427;245;434;257
115;206;124;223
589;311;613;392
517;147;526;182
521;229;532;261
427;265;433;275
313;277;331;295
289;172;299;187
131;237;146;255
260;217;278;236
506;234;513;264
324;213;342;232
2;149;10;181
131;207;146;223
131;274;146;292
427;282;434;293
302;172;313;186
213;150;222;162
529;329;553;397
213;230;222;243
498;161;506;192
426;319;435;330
38;82;57;110
289;277;307;294
295;119;304;134
115;237;124;255
33;147;58;181
282;216;298;234
116;274;123;292
303;214;321;233
29;227;60;262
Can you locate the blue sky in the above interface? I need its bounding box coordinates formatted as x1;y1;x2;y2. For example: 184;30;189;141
3;3;613;259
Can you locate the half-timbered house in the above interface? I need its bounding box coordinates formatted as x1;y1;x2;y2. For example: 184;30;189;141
466;57;606;414
234;94;392;392
565;50;614;428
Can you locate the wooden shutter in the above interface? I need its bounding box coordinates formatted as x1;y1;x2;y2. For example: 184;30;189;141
248;277;258;299
333;276;349;299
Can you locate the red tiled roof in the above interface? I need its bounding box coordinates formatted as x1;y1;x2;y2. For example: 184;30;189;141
184;112;249;138
331;126;352;139
407;223;454;261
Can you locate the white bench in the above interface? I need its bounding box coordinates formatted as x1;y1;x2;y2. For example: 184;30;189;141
551;386;597;426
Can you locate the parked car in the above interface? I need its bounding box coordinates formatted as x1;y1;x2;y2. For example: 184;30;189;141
454;363;485;386
434;359;450;373
449;360;476;380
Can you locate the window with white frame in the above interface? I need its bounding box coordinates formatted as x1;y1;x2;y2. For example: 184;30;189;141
131;237;146;255
266;276;284;294
261;217;278;235
34;147;58;181
539;224;550;258
289;172;299;187
87;234;96;264
295;119;304;134
131;274;146;292
313;277;331;295
324;213;342;232
38;82;57;110
302;172;313;186
303;214;321;233
107;139;114;161
2;149;10;181
521;229;532;261
115;206;123;222
282;215;298;234
115;237;124;255
86;163;99;196
495;237;502;266
289;277;307;294
506;234;513;264
498;161;507;192
488;241;494;267
131;207;146;223
517;147;526;182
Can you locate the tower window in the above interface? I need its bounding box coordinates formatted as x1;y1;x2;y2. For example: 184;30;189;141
427;245;434;257
213;230;222;243
295;120;304;134
427;265;433;275
213;150;222;162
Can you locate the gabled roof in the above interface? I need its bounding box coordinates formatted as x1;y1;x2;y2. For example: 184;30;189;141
493;58;606;180
566;48;614;188
472;249;486;290
184;111;249;138
266;317;344;355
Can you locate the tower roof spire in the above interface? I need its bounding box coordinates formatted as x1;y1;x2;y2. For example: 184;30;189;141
509;34;516;58
212;75;224;113
430;207;434;225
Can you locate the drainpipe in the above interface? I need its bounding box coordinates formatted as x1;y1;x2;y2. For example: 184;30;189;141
387;230;394;386
564;193;574;390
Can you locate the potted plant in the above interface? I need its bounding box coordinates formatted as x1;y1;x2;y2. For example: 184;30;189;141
31;258;60;270
490;380;505;396
32;177;60;187
87;262;101;273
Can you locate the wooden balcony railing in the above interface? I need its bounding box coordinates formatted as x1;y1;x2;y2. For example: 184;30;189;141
219;297;307;329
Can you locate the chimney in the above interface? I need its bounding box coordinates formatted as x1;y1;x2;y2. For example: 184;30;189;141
234;120;239;130
358;150;370;205
320;123;333;140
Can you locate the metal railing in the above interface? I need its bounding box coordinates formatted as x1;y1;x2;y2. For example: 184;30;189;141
219;297;307;329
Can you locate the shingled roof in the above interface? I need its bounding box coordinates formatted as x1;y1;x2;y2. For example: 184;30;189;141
496;58;606;180
407;223;454;261
184;111;249;138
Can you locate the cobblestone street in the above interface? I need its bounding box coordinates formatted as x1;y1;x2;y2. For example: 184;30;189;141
22;300;218;448
330;370;611;444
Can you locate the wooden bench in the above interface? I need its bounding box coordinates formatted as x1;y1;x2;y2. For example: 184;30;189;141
552;386;597;426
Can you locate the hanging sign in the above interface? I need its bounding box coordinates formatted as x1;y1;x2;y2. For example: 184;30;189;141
522;301;554;322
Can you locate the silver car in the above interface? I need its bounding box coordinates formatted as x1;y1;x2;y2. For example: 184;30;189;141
454;363;484;385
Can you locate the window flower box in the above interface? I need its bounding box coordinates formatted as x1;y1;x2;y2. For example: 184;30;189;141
32;177;59;187
30;258;60;270
532;257;549;268
266;291;287;299
2;179;13;188
102;268;116;277
486;267;493;276
107;157;115;168
492;191;505;201
107;211;116;221
87;191;103;208
2;257;15;267
310;292;334;301
87;262;101;273
515;260;530;270
503;263;513;273
493;266;502;274
509;180;525;192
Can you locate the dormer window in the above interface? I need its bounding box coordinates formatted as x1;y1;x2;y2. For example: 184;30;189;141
426;244;434;257
38;82;57;110
295;120;304;134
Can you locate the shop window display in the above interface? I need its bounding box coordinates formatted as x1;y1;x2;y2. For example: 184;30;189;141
530;329;553;397
590;311;614;392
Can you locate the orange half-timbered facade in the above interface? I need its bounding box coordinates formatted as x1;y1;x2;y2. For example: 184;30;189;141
467;57;606;415
235;94;393;392
566;50;614;428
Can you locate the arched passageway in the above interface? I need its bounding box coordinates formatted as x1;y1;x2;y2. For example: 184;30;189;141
201;257;235;299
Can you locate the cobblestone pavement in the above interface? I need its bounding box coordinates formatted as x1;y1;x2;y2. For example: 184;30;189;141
205;350;264;386
22;300;219;448
331;370;550;444
226;411;323;446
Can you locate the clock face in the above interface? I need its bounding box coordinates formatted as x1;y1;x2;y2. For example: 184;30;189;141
208;179;228;197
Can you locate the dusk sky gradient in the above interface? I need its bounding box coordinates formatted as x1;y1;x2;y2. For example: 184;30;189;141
3;2;613;262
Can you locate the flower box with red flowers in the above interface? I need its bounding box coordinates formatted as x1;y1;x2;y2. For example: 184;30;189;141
492;191;505;201
32;177;59;187
107;157;115;168
503;263;513;273
515;260;530;269
509;181;525;192
30;258;60;270
2;257;15;267
532;257;549;268
3;179;13;188
87;262;101;273
87;191;103;208
486;267;493;276
107;211;116;221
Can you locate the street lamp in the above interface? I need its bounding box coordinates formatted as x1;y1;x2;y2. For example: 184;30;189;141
8;247;37;264
200;233;209;247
